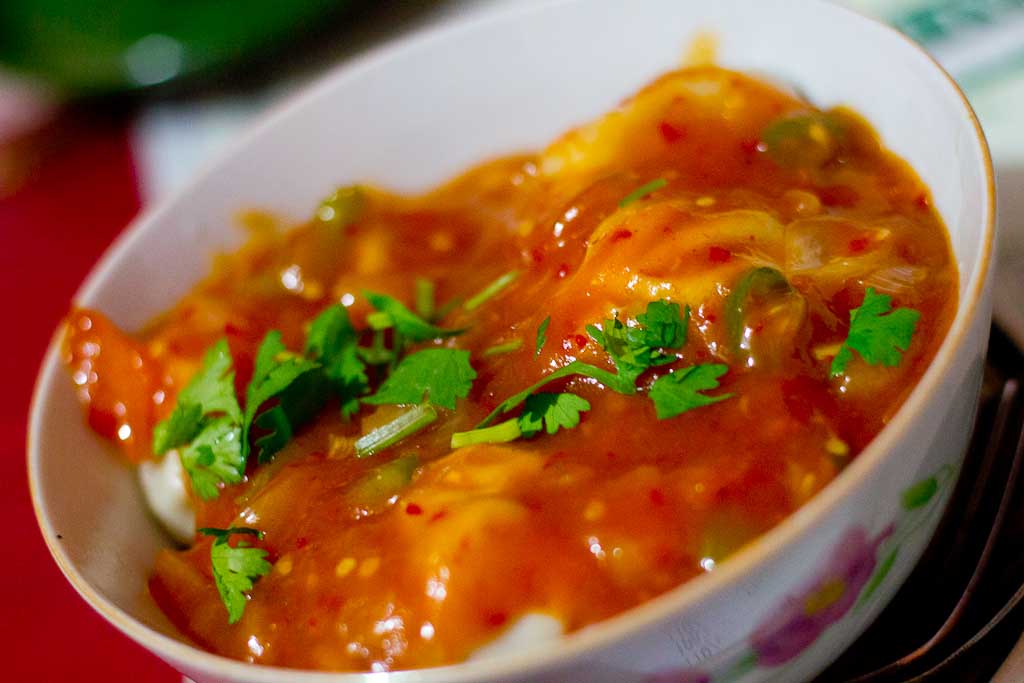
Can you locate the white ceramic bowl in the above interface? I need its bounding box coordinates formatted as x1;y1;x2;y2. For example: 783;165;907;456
28;1;994;681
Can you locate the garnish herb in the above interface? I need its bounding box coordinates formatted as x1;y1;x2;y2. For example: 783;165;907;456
477;299;698;428
305;305;368;419
242;331;321;464
619;178;668;208
585;300;689;387
152;340;245;500
363;291;465;342
347;455;420;507
414;278;435;321
354;405;438;459
198;527;272;624
363;348;477;410
830;288;921;377
648;364;732;419
433;295;463;321
483;339;523;357
451;392;591;448
465;271;520;311
535;316;550;358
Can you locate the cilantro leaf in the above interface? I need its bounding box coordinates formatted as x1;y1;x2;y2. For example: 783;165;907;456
331;345;370;418
153;339;241;455
199;527;272;624
586;317;649;383
830;288;921;377
363;348;476;410
305;305;369;418
649;364;732;419
179;416;244;500
305;304;357;359
363;291;466;342
251;405;293;461
535;316;550;358
587;300;687;384
519;392;591;437
242;331;321;463
152;402;203;456
636;300;689;349
176;339;244;422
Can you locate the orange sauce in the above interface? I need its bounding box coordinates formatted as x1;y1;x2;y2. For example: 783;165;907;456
63;66;956;671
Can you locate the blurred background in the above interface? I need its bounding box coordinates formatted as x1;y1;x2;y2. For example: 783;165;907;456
1;1;1022;680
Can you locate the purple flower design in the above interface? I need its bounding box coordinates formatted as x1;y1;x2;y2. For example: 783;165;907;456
750;524;894;666
646;670;711;683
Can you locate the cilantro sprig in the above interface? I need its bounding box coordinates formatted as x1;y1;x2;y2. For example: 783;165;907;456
477;300;691;428
153;287;476;497
451;392;591;448
460;299;725;447
198;527;272;624
830;288;921;377
152;340;245;500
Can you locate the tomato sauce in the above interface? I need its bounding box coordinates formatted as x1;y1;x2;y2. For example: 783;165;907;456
63;66;957;671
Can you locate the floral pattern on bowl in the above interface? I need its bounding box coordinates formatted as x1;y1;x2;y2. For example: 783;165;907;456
648;464;955;683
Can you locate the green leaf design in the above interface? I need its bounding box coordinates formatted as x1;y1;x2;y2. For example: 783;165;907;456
901;477;938;510
857;547;898;608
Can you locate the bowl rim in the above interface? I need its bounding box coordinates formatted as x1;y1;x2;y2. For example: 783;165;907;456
27;0;995;680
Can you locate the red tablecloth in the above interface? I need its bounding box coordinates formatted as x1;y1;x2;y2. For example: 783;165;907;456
1;114;177;681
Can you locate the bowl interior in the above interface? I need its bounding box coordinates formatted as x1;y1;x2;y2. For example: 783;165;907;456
29;0;992;680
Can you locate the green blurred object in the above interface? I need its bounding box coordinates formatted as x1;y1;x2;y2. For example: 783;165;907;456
0;0;344;95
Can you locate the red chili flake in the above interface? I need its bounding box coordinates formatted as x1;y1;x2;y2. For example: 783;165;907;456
406;503;423;516
703;310;717;324
296;536;309;549
818;185;860;207
610;229;633;242
708;245;731;263
848;237;870;254
914;192;930;210
606;451;617;460
557;263;571;278
430;510;448;523
486;612;508;627
574;334;588;351
649;488;666;506
530;247;545;263
658;121;685;143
